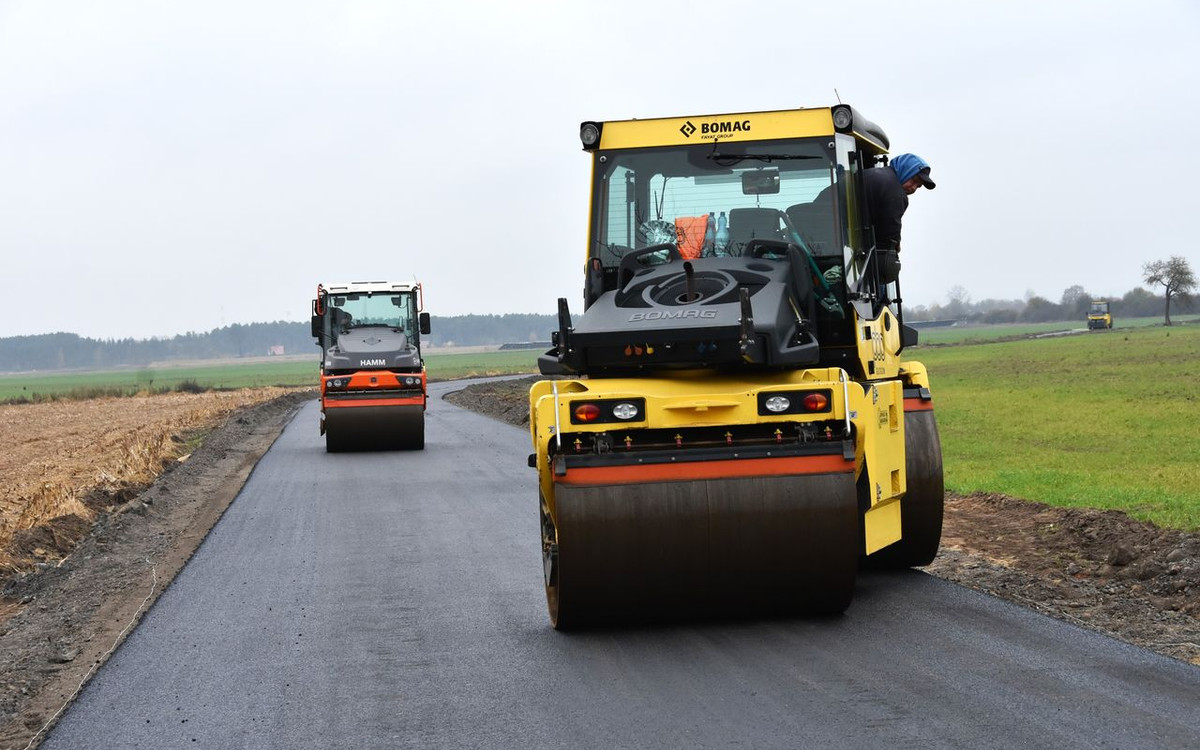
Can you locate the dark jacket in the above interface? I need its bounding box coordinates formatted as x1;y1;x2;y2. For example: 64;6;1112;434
863;165;908;251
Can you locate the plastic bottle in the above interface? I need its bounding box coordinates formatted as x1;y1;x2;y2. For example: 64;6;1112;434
715;212;729;255
702;212;716;255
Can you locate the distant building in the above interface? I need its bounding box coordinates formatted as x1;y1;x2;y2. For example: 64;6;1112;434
268;345;285;356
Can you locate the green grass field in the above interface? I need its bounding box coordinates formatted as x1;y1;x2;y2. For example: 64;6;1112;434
912;323;1200;530
0;359;322;401
425;348;541;379
0;349;543;402
916;314;1199;345
3;326;1196;530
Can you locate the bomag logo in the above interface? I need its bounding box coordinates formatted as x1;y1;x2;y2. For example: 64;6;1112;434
629;310;719;322
680;119;751;139
360;358;386;366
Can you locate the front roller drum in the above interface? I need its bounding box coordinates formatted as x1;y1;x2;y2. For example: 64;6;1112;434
542;472;858;629
324;404;425;452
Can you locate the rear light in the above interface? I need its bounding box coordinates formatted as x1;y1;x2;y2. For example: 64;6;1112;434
757;389;833;416
569;398;647;425
803;392;828;411
573;404;602;422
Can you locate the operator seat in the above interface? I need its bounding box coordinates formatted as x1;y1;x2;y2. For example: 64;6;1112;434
785;202;834;248
727;208;784;253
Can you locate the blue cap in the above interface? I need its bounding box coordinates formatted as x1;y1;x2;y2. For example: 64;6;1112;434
891;153;935;189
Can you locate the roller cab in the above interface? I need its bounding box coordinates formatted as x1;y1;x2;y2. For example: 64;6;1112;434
312;281;432;451
1087;300;1114;330
530;104;944;628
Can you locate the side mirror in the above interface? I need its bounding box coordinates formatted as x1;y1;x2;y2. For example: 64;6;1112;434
742;169;780;195
419;312;431;335
311;313;325;346
584;256;605;308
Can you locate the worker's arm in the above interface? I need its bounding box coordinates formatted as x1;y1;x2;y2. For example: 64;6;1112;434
872;189;906;251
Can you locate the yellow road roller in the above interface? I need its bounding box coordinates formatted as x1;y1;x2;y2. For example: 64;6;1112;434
529;105;944;628
1087;300;1114;330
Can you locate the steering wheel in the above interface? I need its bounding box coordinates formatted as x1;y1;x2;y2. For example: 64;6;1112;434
742;238;794;259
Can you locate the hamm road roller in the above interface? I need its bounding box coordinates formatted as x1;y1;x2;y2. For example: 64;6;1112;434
529;104;944;628
312;281;431;451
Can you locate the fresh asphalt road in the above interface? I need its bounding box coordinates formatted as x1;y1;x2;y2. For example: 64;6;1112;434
42;383;1200;749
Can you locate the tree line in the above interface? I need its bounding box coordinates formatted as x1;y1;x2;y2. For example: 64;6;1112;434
4;258;1194;372
907;285;1172;324
909;256;1196;326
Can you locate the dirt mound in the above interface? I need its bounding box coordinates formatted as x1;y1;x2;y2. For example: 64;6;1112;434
938;493;1200;616
6;515;92;566
444;377;534;427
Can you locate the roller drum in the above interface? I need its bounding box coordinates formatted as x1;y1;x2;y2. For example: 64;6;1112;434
324;404;425;452
547;472;857;628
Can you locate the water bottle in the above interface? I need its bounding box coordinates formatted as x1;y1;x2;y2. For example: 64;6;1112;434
702;212;716;256
715;212;729;255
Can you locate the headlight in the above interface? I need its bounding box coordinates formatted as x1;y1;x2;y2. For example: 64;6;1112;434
764;395;791;413
611;402;640;420
580;121;602;150
832;105;853;131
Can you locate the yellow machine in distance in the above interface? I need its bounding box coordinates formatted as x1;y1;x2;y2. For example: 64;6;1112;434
529;104;945;628
1088;300;1114;330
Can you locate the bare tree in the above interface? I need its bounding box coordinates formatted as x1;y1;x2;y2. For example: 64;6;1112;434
944;285;971;318
1060;284;1090;318
1143;256;1196;326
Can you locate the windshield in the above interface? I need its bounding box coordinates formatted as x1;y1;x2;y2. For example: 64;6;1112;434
328;292;417;330
590;138;838;270
1090;303;1108;314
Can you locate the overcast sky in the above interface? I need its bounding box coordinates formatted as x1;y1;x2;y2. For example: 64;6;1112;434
2;0;1197;340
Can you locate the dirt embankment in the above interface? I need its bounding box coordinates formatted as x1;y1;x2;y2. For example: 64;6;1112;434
446;377;1200;665
0;388;309;574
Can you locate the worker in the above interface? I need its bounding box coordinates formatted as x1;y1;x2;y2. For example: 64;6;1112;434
863;153;934;286
865;153;935;254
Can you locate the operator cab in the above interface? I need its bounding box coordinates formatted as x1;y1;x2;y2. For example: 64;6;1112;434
549;105;915;380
